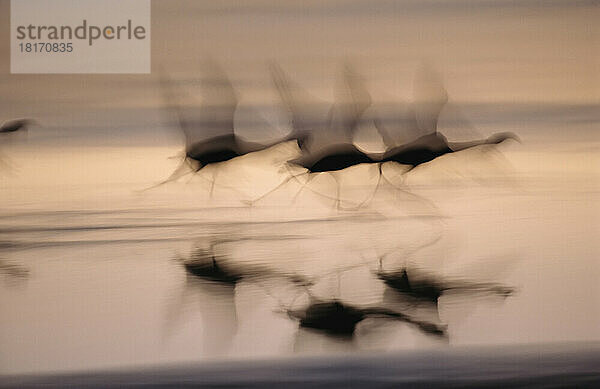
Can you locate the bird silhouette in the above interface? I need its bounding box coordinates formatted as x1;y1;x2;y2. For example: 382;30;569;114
0;119;34;134
248;62;404;209
146;63;258;193
375;63;519;170
144;65;259;192
0;118;35;173
281;62;375;168
147;62;312;197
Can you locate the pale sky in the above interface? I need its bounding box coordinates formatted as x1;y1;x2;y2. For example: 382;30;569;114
0;0;597;123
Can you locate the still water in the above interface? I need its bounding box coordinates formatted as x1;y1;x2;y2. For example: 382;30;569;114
1;120;598;375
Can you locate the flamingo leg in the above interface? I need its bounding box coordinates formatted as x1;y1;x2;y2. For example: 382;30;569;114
330;172;343;210
138;157;197;192
291;173;318;204
209;167;219;199
379;164;440;215
244;166;309;206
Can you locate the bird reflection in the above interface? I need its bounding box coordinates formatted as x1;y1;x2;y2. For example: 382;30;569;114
181;246;242;284
0;258;30;287
377;267;514;307
287;298;446;339
180;240;313;287
163;247;239;355
164;273;239;356
166;238;450;355
164;240;314;354
279;264;448;351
